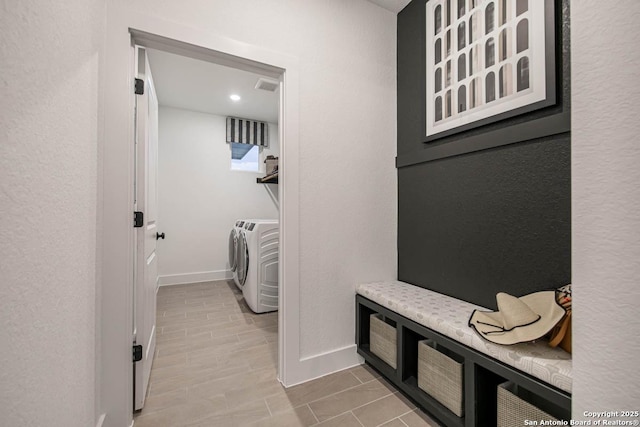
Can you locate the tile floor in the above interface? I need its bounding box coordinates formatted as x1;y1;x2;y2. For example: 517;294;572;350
134;280;438;427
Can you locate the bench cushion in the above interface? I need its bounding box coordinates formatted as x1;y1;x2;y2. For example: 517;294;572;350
357;281;572;393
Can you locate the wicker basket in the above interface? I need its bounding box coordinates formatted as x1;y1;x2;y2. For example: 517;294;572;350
497;382;559;427
369;314;397;369
417;340;464;417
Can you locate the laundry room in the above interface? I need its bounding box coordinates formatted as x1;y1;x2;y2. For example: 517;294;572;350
147;48;280;286
136;46;282;413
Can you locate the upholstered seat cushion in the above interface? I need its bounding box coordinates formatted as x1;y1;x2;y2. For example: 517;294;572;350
356;281;572;393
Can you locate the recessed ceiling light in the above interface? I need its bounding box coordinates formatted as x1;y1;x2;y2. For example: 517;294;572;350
230;94;241;101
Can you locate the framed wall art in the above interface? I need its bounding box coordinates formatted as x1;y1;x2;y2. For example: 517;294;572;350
425;0;557;141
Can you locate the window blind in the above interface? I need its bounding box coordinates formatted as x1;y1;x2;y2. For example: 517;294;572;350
226;117;269;147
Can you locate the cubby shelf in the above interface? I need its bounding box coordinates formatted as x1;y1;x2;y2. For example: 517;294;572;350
356;294;571;427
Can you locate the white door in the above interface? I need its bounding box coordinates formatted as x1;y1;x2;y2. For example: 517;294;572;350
133;46;159;411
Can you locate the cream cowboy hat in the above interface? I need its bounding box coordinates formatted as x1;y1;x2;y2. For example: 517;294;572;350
468;291;565;345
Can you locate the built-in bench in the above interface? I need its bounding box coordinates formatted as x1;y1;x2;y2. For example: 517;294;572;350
356;280;572;427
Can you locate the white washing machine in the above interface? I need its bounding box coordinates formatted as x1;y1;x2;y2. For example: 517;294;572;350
229;220;247;290
238;220;279;313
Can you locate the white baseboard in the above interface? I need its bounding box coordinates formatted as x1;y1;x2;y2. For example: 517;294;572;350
95;414;106;427
158;270;232;286
282;344;363;387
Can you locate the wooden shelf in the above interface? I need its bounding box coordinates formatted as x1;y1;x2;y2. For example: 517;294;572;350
257;173;278;184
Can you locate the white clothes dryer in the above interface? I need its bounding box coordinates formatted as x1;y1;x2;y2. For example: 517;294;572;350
239;220;279;313
230;220;248;290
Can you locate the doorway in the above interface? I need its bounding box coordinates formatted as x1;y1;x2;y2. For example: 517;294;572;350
100;17;302;424
145;46;281;291
131;32;284;409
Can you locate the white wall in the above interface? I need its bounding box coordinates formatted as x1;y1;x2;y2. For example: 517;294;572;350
0;1;103;426
4;1;639;425
157;107;279;285
128;0;397;357
572;0;640;418
115;0;397;359
101;2;397;412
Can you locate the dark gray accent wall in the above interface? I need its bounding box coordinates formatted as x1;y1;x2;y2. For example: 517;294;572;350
397;0;571;310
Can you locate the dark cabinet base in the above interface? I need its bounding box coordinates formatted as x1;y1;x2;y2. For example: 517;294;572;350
356;295;571;427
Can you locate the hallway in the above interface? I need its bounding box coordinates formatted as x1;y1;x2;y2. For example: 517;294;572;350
134;281;435;426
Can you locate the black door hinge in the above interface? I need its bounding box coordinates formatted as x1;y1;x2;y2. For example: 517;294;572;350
134;211;144;228
134;78;144;95
132;344;143;362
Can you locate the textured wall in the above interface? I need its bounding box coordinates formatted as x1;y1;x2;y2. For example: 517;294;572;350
158;107;279;280
572;0;640;417
397;0;571;310
398;137;570;309
0;0;103;426
111;0;398;359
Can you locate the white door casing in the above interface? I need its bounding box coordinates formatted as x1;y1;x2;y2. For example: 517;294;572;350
133;45;159;411
101;15;304;425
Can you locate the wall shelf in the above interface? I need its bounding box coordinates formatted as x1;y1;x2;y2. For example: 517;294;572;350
257;173;278;184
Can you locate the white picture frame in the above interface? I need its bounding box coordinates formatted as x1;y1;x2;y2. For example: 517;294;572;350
425;0;554;140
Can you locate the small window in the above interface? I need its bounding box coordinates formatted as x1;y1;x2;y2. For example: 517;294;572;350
435;96;443;122
469;45;479;76
231;143;261;172
499;27;511;61
458;85;467;113
486;72;496;102
499;0;510;25
517;56;530;91
485;2;495;34
470;77;482;109
499;63;513;98
516;0;528;16
517;19;529;53
485;37;495;68
445;90;452;118
469;12;480;44
458;54;466;81
458;22;466;50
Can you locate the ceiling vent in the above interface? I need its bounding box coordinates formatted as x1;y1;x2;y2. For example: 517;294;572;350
255;77;279;92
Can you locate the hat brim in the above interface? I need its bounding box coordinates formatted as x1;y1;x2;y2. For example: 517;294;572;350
468;291;566;345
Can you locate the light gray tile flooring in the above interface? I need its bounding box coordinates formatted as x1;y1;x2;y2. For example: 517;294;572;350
134;280;438;427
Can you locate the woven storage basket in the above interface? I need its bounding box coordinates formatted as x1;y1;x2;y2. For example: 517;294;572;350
369;314;397;369
497;382;559;427
417;340;464;417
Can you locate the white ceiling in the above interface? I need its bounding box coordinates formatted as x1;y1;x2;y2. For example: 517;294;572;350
146;48;279;123
366;0;411;13
145;0;408;121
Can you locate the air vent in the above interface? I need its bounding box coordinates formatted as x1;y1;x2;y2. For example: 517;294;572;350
255;77;279;92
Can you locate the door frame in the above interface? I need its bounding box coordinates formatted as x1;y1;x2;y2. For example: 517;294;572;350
101;11;300;427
